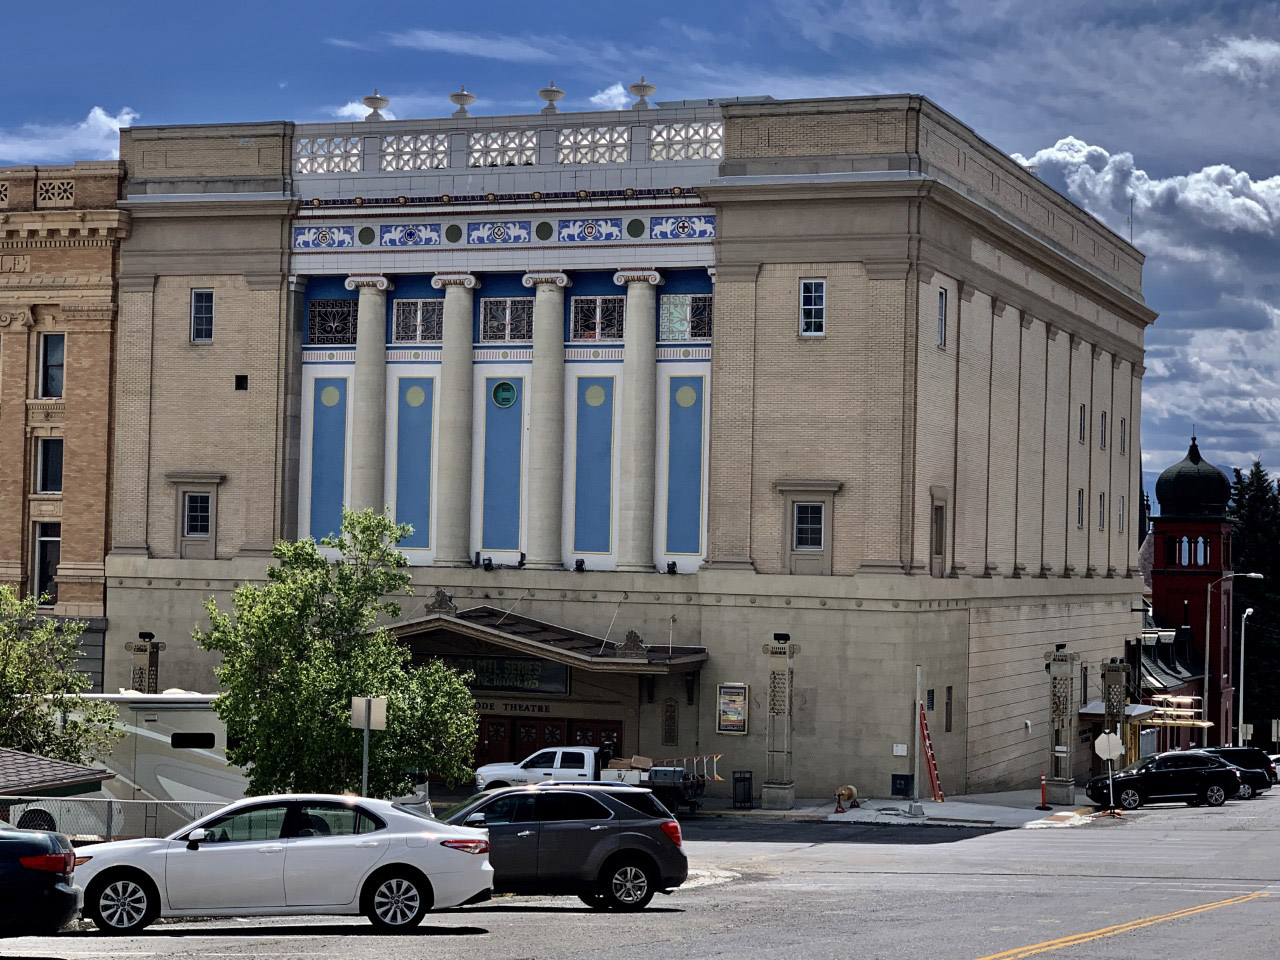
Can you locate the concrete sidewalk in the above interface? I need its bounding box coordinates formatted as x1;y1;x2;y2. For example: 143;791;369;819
698;786;1096;829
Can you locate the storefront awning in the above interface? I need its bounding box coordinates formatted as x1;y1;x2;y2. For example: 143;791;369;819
387;597;708;676
1078;700;1157;721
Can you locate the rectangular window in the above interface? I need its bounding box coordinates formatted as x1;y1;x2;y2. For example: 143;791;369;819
39;334;65;398
1081;664;1089;706
930;503;946;578
480;298;533;341
1119;495;1126;533
926;688;936;711
1078;404;1086;443
944;686;953;733
1119;418;1126;454
799;279;825;336
1076;488;1085;528
392;299;443;343
36;438;63;493
190;289;214;343
937;288;947;347
34;522;60;605
1098;492;1106;530
183;492;211;538
793;502;824;550
571;296;625;341
1100;411;1107;449
659;294;713;341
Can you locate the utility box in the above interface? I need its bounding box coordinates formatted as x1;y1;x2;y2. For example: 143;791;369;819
891;773;914;798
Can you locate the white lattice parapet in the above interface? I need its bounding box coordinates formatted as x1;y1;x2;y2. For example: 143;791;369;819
649;122;724;161
557;126;629;164
469;130;537;167
382;134;449;171
294;137;362;174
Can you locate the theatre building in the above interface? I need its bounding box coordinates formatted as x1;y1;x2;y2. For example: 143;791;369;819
104;87;1155;799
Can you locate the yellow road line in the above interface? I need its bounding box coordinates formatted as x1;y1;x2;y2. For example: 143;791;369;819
975;891;1268;960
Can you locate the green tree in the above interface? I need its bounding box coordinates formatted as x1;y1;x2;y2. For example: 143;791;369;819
1228;461;1280;746
0;586;120;762
196;509;477;796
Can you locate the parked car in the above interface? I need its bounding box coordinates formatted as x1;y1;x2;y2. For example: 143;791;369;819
474;746;705;813
0;821;80;937
1228;764;1272;800
1086;751;1241;810
441;784;687;910
74;794;492;934
1196;747;1278;787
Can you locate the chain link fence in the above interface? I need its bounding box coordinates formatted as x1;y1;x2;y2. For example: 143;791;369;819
0;796;221;843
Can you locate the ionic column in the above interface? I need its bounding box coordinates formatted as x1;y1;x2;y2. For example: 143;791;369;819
345;275;393;513
614;269;663;572
431;272;481;566
522;271;571;569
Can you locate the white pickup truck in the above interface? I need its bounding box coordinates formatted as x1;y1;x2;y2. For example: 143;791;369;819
474;747;705;811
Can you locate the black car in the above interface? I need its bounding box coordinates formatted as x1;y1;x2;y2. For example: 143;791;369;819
1197;747;1278;787
1086;751;1241;810
441;784;687;910
0;821;80;937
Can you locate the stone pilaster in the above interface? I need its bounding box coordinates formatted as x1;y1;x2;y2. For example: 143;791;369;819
345;275;393;513
522;271;571;570
431;272;480;566
614;269;662;572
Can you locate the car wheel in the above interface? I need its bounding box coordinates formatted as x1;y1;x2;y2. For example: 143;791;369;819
86;871;159;934
1238;782;1254;800
601;858;657;911
1117;788;1141;811
363;868;431;931
1203;785;1228;807
578;892;610;910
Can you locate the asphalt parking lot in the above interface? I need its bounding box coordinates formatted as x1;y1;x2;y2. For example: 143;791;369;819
5;795;1278;960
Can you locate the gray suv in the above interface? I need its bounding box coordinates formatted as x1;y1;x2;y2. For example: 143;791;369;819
441;784;687;910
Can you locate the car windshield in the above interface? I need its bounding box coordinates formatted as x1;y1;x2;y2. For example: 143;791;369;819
1119;757;1152;773
434;794;488;822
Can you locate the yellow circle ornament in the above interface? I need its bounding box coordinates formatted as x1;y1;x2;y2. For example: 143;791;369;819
675;385;698;408
405;386;426;408
584;385;606;407
320;386;341;407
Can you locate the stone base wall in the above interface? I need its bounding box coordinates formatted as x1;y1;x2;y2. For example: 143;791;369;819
104;555;1139;796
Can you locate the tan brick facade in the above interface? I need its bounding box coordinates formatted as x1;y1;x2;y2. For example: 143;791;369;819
0;162;127;688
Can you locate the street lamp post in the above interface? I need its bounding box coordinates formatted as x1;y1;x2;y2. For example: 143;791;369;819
1205;572;1263;742
1238;607;1255;745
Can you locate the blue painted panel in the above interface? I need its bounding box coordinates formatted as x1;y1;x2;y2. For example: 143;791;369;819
395;378;434;547
573;377;614;553
660;267;715;296
665;377;704;554
482;377;524;551
309;378;348;540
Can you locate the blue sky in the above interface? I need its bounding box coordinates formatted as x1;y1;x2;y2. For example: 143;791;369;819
4;0;1279;497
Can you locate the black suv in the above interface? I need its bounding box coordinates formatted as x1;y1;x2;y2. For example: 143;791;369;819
1086;751;1241;810
1196;747;1278;789
441;784;687;910
0;822;79;936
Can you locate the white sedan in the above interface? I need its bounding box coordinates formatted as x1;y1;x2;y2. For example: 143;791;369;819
75;794;492;934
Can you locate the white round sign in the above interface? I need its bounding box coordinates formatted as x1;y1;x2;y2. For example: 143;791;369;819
1094;732;1124;760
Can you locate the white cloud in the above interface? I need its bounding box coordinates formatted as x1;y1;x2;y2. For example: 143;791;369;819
0;106;138;164
330;101;397;121
388;28;557;63
589;83;630;110
1195;35;1280;83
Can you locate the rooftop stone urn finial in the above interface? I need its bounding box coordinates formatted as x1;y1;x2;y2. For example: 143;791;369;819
450;86;477;118
538;81;564;114
362;88;389;121
629;76;656;109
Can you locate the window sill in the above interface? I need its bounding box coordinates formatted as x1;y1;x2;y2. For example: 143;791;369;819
29;492;62;499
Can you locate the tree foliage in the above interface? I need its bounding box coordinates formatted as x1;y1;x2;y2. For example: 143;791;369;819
0;586;120;763
196;509;478;796
1228;462;1280;746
